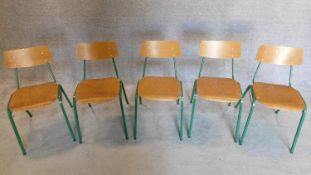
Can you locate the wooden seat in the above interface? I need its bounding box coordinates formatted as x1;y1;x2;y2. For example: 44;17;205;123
253;82;305;111
197;77;242;103
138;76;181;101
75;77;120;104
9;82;58;111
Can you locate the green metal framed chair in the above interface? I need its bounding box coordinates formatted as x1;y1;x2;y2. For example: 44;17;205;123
134;40;184;140
3;45;75;155
73;41;129;143
188;41;243;142
236;44;306;153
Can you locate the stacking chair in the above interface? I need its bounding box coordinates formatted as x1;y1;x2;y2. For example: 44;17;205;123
73;41;129;143
3;46;75;155
134;40;184;140
237;44;306;153
188;41;243;142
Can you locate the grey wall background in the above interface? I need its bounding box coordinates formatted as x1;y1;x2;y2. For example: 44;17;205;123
0;0;311;98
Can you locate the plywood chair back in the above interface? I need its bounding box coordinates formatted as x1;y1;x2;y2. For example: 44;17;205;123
140;40;181;59
253;44;304;85
76;41;118;61
197;40;241;79
3;45;52;68
199;40;241;59
139;40;182;79
256;44;303;66
3;45;56;89
75;41;122;81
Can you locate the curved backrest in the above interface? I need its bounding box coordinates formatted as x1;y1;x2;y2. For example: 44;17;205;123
198;40;241;59
140;40;181;58
3;45;52;68
256;44;303;65
76;41;118;60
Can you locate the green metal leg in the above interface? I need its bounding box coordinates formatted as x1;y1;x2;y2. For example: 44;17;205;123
134;92;138;140
235;101;241;109
58;100;76;142
290;109;307;154
234;101;243;143
228;103;231;106
190;80;196;104
179;97;184;141
73;98;82;144
274;109;280;114
7;108;26;155
26;110;32;118
119;87;129;140
60;85;73;108
121;81;129;105
235;86;251;109
188;94;197;138
139;96;142;104
239;100;256;145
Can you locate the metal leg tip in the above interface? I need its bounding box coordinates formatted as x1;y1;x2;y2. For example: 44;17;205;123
239;140;243;145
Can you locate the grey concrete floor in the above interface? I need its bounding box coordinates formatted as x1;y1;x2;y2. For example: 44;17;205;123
0;84;311;175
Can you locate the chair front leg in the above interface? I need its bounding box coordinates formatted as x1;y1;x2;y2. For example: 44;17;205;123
121;81;129;105
234;100;243;143
134;84;139;140
239;100;257;145
188;94;197;138
235;85;251;109
190;80;197;104
58;98;76;142
179;97;184;141
59;85;73;108
118;83;129;140
290;108;307;154
73;97;82;144
7;108;26;155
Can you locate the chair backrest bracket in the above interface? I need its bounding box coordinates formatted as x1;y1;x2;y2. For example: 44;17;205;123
112;58;120;79
142;57;148;78
14;68;20;89
47;63;57;82
289;65;293;87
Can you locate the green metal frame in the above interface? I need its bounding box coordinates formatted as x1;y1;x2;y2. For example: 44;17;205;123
7;63;75;155
139;58;148;104
134;57;184;140
112;58;129;104
188;57;243;142
237;61;307;153
73;58;129;143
